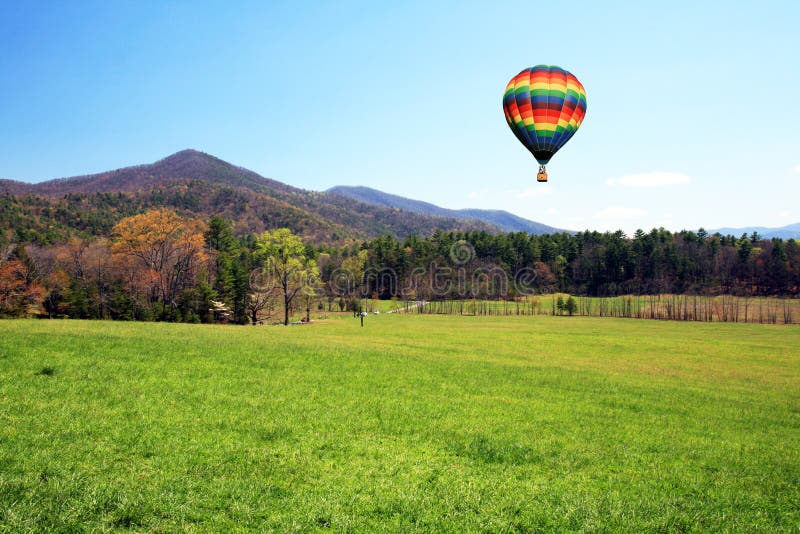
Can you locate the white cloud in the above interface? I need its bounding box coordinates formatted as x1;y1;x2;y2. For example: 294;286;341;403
468;191;480;199
607;171;691;187
792;164;800;174
516;184;554;198
595;206;647;219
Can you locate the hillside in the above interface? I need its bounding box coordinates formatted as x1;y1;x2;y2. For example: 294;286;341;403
0;150;498;244
327;185;566;234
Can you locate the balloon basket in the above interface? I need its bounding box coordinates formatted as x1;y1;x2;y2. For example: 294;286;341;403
537;165;548;182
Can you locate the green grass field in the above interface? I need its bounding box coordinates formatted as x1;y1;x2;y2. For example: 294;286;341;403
1;316;799;531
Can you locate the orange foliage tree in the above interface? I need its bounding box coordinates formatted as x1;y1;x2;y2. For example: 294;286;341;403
0;256;46;316
112;209;208;317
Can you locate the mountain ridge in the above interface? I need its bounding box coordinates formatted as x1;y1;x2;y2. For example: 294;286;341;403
326;185;567;235
0;149;296;197
707;223;800;240
0;150;499;244
7;150;792;242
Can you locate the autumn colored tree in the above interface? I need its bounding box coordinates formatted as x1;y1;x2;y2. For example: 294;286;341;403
532;261;557;293
0;246;46;316
25;243;70;318
112;209;208;319
255;228;318;325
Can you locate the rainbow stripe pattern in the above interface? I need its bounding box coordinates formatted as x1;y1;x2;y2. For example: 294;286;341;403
503;65;587;165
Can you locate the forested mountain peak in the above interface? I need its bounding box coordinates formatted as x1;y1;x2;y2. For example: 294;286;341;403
0;149;295;197
0;151;498;244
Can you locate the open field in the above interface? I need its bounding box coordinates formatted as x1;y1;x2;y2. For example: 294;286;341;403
1;316;799;531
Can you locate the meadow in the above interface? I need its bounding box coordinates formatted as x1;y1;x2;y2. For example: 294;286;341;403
0;315;798;531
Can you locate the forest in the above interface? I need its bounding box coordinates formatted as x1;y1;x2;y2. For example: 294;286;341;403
1;208;798;323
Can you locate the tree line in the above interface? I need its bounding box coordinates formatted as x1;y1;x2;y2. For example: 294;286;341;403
356;228;799;298
1;208;798;323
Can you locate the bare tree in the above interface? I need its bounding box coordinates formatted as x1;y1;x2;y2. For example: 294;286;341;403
246;269;277;324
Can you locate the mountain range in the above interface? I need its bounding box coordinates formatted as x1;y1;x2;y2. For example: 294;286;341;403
0;150;541;245
707;224;800;240
2;149;797;244
326;186;565;234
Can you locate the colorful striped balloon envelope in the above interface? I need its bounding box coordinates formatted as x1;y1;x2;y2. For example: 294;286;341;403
503;65;587;180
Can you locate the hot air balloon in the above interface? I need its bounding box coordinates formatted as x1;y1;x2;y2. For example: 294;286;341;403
503;65;587;182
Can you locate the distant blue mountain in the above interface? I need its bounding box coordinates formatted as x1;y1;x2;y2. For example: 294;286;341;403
327;185;567;235
708;223;800;239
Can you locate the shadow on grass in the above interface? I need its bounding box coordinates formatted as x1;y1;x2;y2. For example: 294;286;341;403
447;435;542;465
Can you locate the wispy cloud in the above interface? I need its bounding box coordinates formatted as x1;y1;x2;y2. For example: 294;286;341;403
516;184;554;198
595;206;647;219
607;171;691;187
792;164;800;174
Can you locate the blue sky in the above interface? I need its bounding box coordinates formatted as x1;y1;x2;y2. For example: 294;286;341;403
2;1;799;234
